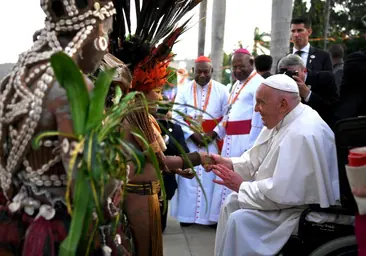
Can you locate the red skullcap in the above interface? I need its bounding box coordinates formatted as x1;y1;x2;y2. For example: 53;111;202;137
195;56;212;63
234;48;251;55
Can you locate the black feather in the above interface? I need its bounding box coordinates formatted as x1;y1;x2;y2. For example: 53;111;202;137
111;0;203;71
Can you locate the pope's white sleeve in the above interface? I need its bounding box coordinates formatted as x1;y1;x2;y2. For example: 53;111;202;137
237;180;294;210
231;150;255;180
172;86;194;140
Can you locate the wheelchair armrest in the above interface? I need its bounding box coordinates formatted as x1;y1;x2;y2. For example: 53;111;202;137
297;205;355;240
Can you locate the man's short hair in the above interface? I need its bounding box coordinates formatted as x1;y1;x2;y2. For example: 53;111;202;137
255;55;273;72
329;44;344;59
278;54;305;70
291;16;311;29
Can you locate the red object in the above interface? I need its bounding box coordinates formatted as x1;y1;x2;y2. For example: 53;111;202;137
348;147;366;255
356;214;366;256
348;147;366;167
195;56;211;63
234;48;251;55
185;117;223;152
225;120;251;135
201;118;222;133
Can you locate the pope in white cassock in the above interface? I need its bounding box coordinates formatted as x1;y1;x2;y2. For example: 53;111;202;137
205;74;340;255
170;56;229;225
210;48;265;222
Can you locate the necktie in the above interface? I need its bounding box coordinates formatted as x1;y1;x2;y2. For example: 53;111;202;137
295;50;304;57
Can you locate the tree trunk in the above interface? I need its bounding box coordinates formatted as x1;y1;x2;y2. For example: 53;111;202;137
211;0;226;82
270;0;294;73
198;0;208;57
323;0;332;50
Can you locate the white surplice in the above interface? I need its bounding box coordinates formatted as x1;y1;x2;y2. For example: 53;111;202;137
215;103;339;256
210;71;264;222
170;80;229;224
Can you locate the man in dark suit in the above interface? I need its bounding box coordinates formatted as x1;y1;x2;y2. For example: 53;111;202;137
291;17;333;72
333;50;366;123
278;54;339;126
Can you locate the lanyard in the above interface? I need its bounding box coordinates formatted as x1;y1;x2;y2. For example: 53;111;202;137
227;71;257;106
193;80;212;112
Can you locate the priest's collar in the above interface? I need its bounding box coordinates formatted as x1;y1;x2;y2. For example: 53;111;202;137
275;103;305;131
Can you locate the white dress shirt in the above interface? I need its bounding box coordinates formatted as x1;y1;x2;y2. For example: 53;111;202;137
293;43;310;66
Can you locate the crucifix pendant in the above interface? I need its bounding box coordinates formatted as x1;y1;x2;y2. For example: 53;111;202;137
196;114;203;125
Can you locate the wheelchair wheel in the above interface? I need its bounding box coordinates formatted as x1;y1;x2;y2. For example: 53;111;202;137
309;235;357;256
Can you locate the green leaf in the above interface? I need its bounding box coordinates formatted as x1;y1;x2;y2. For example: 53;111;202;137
59;169;91;256
85;68;116;132
113;85;123;105
32;131;77;150
50;52;90;136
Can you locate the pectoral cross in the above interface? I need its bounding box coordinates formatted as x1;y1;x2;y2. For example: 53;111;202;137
196;114;203;126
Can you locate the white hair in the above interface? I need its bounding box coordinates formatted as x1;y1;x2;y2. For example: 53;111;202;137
278;54;305;70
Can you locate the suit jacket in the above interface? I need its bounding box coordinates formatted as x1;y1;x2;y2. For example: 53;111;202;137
305;70;339;126
305;46;333;72
158;119;189;200
333;50;366;126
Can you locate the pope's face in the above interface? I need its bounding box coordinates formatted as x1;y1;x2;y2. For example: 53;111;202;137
255;84;283;129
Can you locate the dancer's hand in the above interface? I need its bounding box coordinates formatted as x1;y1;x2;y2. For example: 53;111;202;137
200;153;233;172
175;168;195;179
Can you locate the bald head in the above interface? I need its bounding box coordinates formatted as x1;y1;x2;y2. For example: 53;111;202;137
255;83;300;129
232;53;254;81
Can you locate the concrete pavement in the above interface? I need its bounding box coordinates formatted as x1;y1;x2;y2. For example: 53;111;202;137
163;215;216;256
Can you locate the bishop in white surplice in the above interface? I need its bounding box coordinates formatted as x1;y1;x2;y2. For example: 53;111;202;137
210;74;339;256
210;49;264;222
171;56;229;225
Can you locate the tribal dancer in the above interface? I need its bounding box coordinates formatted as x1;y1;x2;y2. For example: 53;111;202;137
0;0;117;255
104;2;217;255
102;52;208;256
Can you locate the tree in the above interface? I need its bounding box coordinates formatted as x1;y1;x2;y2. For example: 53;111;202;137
292;0;366;51
270;0;294;73
211;0;226;82
198;0;208;56
253;27;270;57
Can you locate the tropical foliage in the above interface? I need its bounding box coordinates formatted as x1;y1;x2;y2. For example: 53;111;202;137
32;52;151;255
292;0;366;53
32;52;211;255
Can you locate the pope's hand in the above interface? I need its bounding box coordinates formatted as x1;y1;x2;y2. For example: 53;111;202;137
212;164;243;193
200;153;233;172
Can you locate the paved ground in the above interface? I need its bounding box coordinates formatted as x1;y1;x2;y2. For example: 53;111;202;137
163;215;216;256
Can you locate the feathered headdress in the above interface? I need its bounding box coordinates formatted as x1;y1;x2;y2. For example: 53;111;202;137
110;0;202;92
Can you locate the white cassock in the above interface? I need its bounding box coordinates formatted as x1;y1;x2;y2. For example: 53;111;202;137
210;71;264;222
215;103;340;256
170;79;229;224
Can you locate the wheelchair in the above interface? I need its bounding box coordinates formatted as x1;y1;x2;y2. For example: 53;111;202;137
278;116;366;256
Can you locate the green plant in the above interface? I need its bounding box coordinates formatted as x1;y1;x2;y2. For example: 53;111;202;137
32;52;151;256
32;52;211;255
